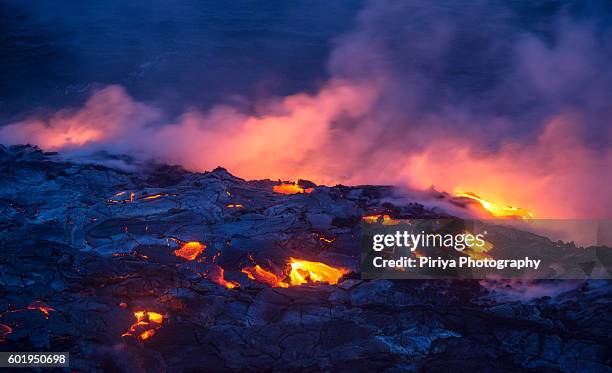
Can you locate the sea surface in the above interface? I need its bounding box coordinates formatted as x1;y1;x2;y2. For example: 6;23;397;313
0;0;361;122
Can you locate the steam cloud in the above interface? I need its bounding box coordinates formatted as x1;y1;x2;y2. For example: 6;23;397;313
1;1;611;218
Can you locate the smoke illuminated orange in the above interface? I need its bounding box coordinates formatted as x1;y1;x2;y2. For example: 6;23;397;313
173;241;206;261
1;83;609;219
288;258;347;285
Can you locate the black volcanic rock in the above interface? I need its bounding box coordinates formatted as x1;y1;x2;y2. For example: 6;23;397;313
0;145;610;372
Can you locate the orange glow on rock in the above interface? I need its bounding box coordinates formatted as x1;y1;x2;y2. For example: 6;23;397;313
0;324;12;342
108;191;135;204
173;241;206;261
361;214;400;225
27;302;55;320
141;193;176;201
139;329;156;340
241;265;288;288
288;258;347;286
209;265;239;289
319;236;336;243
122;310;164;341
226;204;245;208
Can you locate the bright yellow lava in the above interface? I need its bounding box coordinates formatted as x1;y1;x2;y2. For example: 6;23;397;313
288;258;347;285
122;310;164;341
456;192;533;219
273;182;313;195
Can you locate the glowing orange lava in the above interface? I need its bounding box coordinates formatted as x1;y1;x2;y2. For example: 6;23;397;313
173;241;206;261
456;192;533;219
226;204;245;208
141;193;176;201
463;231;495;260
0;324;12;342
288;258;347;285
361;214;401;225
319;236;336;243
273;182;313;195
108;191;135;204
241;265;289;288
27;302;55;320
209;265;239;289
122;310;164;341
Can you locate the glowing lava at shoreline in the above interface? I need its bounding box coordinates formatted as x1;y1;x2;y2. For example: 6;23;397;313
455;192;533;219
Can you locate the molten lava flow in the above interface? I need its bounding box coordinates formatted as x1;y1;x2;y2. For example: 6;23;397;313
361;214;401;225
208;265;239;289
27;302;55;320
288;258;347;286
456;192;533;219
140;193;176;201
108;191;135;204
173;241;206;261
463;231;495;260
273;182;313;195
241;265;289;288
226;204;245;208
319;236;335;244
122;310;164;341
0;324;12;342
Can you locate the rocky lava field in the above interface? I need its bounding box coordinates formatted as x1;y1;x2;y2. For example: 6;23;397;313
0;145;610;372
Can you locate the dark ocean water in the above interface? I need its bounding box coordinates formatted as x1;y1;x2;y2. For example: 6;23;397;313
1;0;611;130
0;0;361;122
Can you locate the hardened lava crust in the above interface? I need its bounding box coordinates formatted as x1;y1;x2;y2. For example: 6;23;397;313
0;145;610;372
